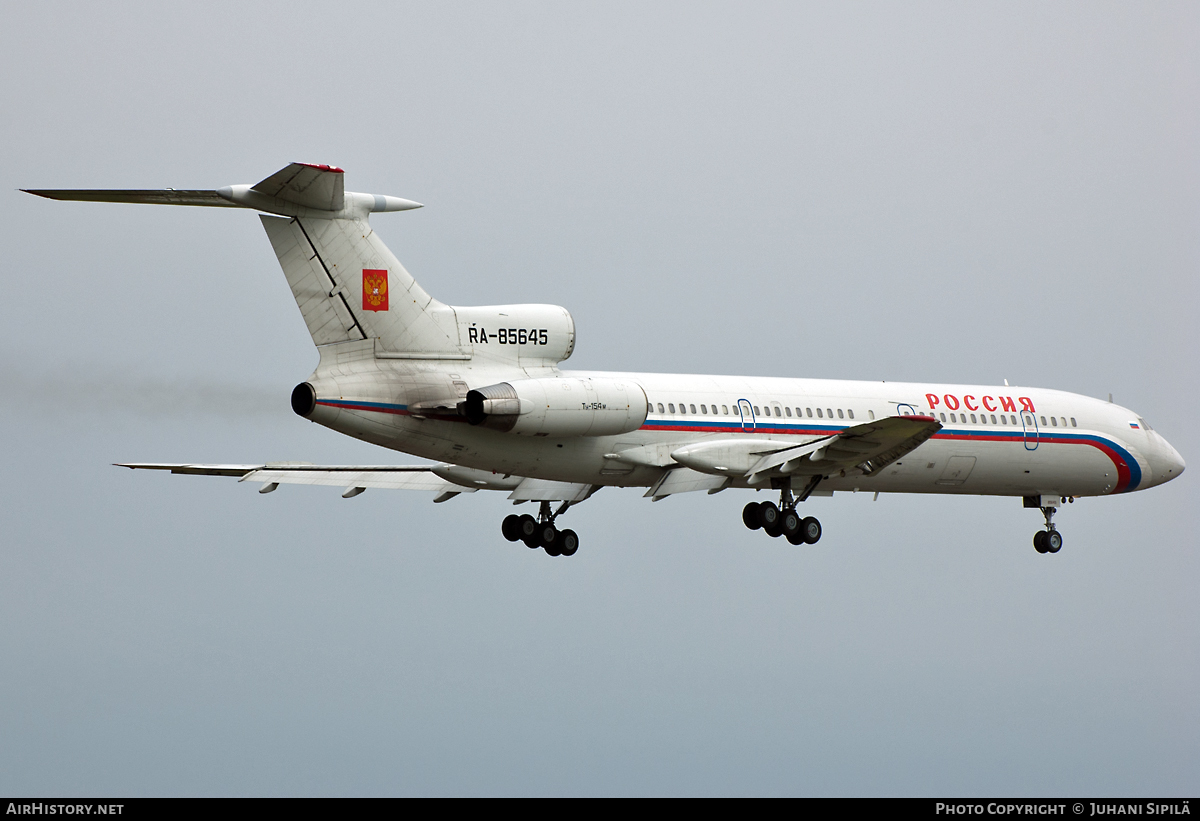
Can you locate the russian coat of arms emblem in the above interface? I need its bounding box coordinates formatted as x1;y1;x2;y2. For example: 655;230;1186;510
362;269;388;311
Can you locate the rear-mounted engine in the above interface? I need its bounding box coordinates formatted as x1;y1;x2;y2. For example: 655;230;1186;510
462;377;648;436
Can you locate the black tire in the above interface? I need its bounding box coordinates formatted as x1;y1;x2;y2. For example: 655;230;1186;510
559;529;579;556
1044;530;1062;553
801;516;822;544
785;530;805;545
742;502;762;530
758;502;781;536
502;514;522;542
1034;531;1048;553
538;523;559;549
781;509;802;541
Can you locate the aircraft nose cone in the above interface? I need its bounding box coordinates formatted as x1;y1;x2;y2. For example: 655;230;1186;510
1159;439;1185;483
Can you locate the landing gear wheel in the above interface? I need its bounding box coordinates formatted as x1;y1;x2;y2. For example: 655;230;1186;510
800;516;822;545
1044;530;1062;553
742;502;763;530
1034;531;1047;553
539;523;560;555
558;529;579;556
781;510;802;542
758;502;783;537
518;514;540;548
502;514;522;542
785;530;805;545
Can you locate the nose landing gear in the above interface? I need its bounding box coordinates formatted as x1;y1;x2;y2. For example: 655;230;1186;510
1027;495;1064;554
502;501;579;557
743;480;823;545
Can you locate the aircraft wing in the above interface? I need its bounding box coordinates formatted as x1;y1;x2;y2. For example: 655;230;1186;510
116;462;599;504
747;414;942;481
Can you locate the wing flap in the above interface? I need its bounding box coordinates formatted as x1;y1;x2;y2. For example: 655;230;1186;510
645;467;728;500
243;468;464;492
508;479;599;502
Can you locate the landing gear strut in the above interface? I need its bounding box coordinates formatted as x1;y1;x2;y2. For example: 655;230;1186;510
742;479;823;545
502;501;579;557
1028;496;1064;554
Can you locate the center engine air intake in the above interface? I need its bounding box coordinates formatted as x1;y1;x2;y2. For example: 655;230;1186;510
291;382;317;417
462;377;649;436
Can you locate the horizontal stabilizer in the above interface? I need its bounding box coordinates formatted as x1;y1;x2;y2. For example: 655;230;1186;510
22;189;238;207
24;163;421;219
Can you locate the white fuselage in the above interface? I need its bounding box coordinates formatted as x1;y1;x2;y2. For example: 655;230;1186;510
305;361;1185;500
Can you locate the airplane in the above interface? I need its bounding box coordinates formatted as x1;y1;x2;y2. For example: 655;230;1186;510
24;163;1186;557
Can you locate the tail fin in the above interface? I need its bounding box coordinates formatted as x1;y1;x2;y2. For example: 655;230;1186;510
26;163;461;358
261;215;464;356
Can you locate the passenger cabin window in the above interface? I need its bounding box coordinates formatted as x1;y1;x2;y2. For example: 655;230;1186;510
1070;417;1077;427
774;406;781;417
689;404;696;414
816;408;823;418
837;409;844;419
940;413;947;422
657;403;664;413
700;404;707;414
970;413;977;423
868;410;875;420
722;405;729;415
848;410;854;419
668;403;675;413
785;407;793;417
826;408;833;418
1040;416;1047;426
753;406;760;415
1051;417;1057;426
806;408;813;417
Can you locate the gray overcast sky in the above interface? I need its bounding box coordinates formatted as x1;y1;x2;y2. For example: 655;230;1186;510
1;1;1196;796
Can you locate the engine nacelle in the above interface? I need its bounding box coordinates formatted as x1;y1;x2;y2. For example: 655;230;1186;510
463;377;648;436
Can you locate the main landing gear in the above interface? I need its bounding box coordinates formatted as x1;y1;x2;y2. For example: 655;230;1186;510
1028;495;1069;554
501;501;579;557
742;479;823;545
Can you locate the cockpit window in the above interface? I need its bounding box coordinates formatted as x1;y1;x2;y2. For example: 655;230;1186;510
1138;417;1153;431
